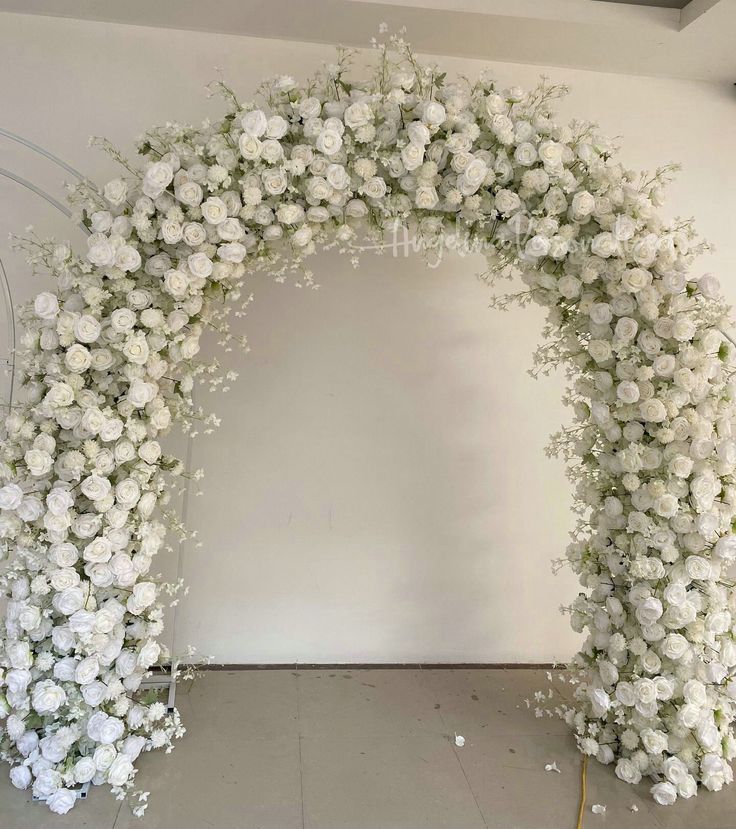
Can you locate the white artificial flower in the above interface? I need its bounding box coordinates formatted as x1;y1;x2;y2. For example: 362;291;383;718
31;680;66;714
103;178;128;206
0;483;23;510
316;128;343;156
34;292;60;320
242;109;268;137
651;782;677;806
74;315;101;344
142;161;174;198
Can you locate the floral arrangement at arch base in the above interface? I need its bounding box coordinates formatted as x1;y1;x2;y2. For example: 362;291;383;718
2;31;736;816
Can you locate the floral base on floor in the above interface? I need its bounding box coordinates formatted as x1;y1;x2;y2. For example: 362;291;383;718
2;33;736;815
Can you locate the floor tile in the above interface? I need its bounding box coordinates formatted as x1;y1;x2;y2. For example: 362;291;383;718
0;775;120;829
653;779;736;829
297;669;445;739
455;730;668;829
2;669;734;828
181;669;300;741
301;731;487;829
420;668;572;739
113;733;303;829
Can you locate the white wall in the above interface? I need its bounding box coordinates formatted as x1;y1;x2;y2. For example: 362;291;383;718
0;12;735;663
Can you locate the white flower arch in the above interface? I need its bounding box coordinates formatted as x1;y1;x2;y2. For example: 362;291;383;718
2;36;736;815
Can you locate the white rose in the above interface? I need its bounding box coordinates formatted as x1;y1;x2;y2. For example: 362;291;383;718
115;245;142;273
6;641;32;669
74;314;101;344
418;100;445;128
326;164;349;191
701;754;732;792
176;180;203;207
714;534;736;562
186;252;213;279
121;735;146;760
570;191;595;221
591;232;618;258
524;235;550;259
122;333;149;365
458;158;487;195
634;677;657;706
32;679;67;714
641;728;668;754
639;398;666;423
110;307;136;333
650;781;677;806
292;226;313;247
201;196;228;225
614;681;635;707
636;596;663;626
683;679;707;707
24;448;53;477
494;189;520;215
107;755;134;787
90;348;114;372
615;758;641;785
83;537;112;564
115;479;141;509
93;744;117;771
654;494;678;518
75;655;99;685
5;668;31;696
513;142;537;166
361;177;387;200
81;474;111;502
53;586;85;615
127;581;157;615
266;115;289;139
0;483;23;510
9;765;31;790
73;756;97;784
401;142;424;171
82;681;107;706
128;378;156;408
242;109;268;137
588;340;612;364
406;122;430;145
18;604;41;631
621;267;651;293
316;129;343;156
103;178;128;206
616;380;640;404
34;291;59;320
344;101;372;130
49;568;79;592
142;161;174;198
138;639;161;668
684;555;711;581
415;186;439;210
47;788;77;815
588;687;610;716
33;769;62;798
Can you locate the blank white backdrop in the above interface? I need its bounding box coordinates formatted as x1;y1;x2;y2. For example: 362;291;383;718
0;12;735;663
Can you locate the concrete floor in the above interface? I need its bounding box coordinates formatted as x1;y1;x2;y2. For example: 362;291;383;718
1;668;733;828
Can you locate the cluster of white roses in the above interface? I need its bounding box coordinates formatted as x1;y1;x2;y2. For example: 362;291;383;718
1;34;735;813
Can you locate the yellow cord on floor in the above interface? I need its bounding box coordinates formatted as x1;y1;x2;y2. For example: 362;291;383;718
576;755;588;829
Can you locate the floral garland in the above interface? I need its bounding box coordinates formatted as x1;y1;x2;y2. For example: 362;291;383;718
1;34;736;815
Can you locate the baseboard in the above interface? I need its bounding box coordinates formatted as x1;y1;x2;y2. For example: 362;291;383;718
186;662;560;671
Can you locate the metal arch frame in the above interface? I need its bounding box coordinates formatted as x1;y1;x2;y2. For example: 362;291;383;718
0;136;90;413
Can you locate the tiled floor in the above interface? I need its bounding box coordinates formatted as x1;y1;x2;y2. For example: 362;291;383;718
1;668;733;828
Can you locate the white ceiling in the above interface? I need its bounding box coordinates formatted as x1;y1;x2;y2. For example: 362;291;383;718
0;0;733;82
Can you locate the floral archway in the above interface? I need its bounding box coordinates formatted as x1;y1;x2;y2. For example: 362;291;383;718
1;34;735;816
